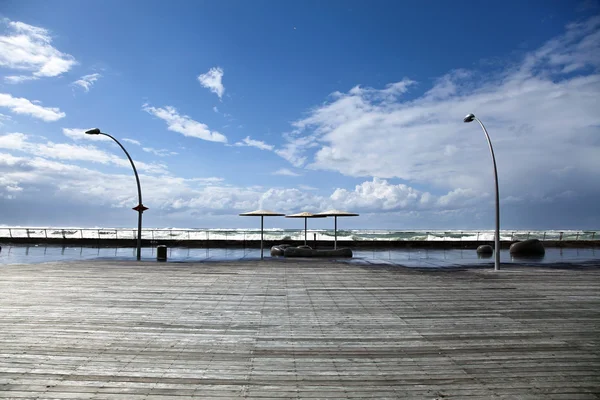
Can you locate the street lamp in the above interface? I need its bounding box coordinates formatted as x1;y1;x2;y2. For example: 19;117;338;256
463;114;500;271
85;128;147;260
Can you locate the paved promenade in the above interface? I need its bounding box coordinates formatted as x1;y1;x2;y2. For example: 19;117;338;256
1;259;599;399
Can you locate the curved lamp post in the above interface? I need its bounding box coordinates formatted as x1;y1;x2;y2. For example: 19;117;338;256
85;128;147;260
463;114;500;271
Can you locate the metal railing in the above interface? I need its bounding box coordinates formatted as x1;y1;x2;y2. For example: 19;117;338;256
0;228;597;242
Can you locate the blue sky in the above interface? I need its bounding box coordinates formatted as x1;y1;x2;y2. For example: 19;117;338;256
1;0;599;230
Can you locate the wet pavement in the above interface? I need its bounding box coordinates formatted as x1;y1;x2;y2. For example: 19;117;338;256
0;244;598;268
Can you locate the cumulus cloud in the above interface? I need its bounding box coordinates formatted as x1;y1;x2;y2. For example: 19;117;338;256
71;73;102;92
282;16;600;206
143;104;227;143
330;178;433;212
198;67;225;99
234;136;274;151
0;19;77;82
0;93;65;121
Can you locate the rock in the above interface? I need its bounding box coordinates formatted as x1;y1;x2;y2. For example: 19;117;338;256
284;247;353;258
270;244;292;257
476;245;494;254
297;245;312;249
509;239;545;257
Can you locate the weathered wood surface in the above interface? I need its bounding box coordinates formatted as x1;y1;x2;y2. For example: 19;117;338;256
0;260;599;399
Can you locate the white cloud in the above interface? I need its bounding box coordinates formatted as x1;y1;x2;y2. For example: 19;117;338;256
213;106;219;113
330;178;432;212
62;128;111;141
143;104;227;143
72;73;102;92
197;67;225;99
273;168;300;177
0;19;77;82
0;113;12;125
0;132;28;149
0;93;65;121
121;137;177;157
298;184;317;191
122;138;141;146
234;136;274;151
142;147;178;157
0;132;167;174
283;16;600;204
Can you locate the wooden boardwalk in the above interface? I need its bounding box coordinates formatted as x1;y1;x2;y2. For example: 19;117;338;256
0;260;599;399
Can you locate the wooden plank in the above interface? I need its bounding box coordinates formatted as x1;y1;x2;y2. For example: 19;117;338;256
0;260;599;398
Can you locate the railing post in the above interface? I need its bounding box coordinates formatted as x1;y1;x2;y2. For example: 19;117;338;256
26;229;30;238
62;229;66;239
476;232;480;241
559;232;564;241
526;232;530;240
9;228;12;238
592;232;596;241
44;229;48;239
543;232;546;240
575;232;579;241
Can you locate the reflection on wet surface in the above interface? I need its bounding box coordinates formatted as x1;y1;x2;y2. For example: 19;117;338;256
0;244;598;268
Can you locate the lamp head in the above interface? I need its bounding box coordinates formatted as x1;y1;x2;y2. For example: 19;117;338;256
463;114;475;123
85;128;101;135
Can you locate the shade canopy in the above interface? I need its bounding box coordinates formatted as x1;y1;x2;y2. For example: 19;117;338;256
239;209;285;217
316;209;359;217
285;212;327;218
285;212;326;245
239;209;285;259
316;210;358;249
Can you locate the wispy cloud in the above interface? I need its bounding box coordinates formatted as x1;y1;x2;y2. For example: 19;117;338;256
0;93;65;121
142;147;178;157
0;19;77;83
122;138;141;146
71;73;102;92
143;104;227;143
0;113;12;126
63;128;110;141
213;106;219;113
273;168;301;177
198;67;224;99
0;132;167;174
234;136;274;151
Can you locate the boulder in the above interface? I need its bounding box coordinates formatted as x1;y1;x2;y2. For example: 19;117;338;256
476;245;494;255
509;239;545;257
270;244;292;257
284;247;353;258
